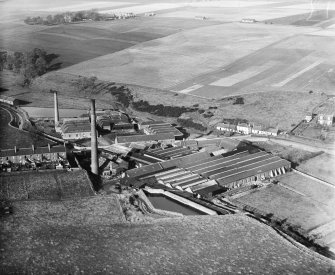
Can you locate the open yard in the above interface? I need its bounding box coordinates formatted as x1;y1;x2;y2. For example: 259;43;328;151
1;212;333;274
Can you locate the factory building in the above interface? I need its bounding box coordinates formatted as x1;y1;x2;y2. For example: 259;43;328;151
138;120;183;138
125;149;290;198
60;117;92;140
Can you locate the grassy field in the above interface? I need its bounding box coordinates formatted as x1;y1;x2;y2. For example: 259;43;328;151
0;106;53;149
1;212;333;274
234;173;335;232
252;140;324;164
0;170;94;201
298;153;335;185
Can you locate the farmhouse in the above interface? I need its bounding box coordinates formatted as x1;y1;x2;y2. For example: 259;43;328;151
0;95;18;106
241;18;257;23
61;117;92;140
237;123;252;135
317;108;334;126
305;114;313;122
0;144;66;165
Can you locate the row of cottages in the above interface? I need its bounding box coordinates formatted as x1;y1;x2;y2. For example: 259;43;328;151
0;95;18;106
216;122;278;136
0;144;67;164
60;117;92;140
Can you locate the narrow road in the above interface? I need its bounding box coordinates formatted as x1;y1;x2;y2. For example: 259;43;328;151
232;135;335;155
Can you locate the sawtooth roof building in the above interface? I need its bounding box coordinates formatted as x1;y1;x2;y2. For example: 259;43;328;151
125;149;291;198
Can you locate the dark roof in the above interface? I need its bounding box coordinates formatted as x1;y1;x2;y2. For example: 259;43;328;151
160;152;211;169
126;163;163;178
0;145;66;157
194;185;224;196
195;151;268;175
116;133;175;143
146;146;195;159
130;153;161;165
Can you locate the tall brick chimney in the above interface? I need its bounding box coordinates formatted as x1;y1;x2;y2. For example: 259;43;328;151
53;90;59;125
90;99;98;175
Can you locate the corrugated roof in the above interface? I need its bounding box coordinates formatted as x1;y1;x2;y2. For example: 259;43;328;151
116;133;175;143
197;152;269;175
216;159;290;186
208;156;280;180
202;154;276;178
126;163;163;178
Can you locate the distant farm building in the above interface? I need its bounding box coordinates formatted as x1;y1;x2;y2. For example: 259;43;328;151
241;18;257;23
61;117;92;140
195;16;208;20
318;104;335;126
0;95;18;106
316;99;335;126
305;114;313;122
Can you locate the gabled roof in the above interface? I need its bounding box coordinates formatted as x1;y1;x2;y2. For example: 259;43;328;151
0;145;66;157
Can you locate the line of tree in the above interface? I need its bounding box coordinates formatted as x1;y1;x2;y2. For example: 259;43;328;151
24;10;135;26
177;118;207;131
0;48;59;86
132;100;199;117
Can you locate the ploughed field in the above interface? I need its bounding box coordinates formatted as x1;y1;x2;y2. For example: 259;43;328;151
61;22;321;92
1;212;333;274
0;17;218;68
0;170;94;200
